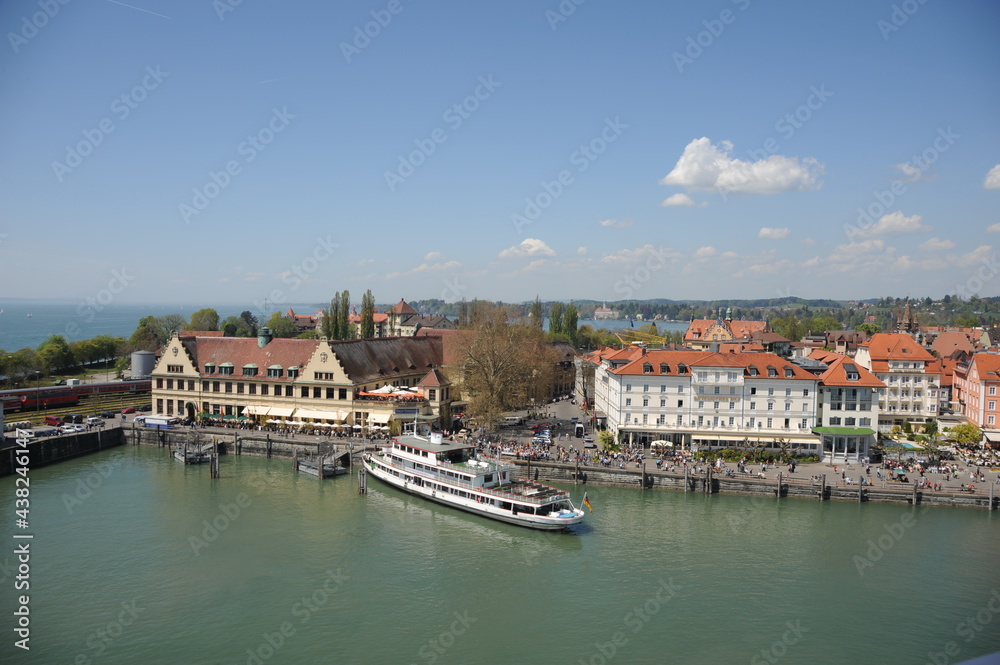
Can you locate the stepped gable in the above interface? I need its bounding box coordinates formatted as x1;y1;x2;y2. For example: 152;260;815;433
327;336;443;384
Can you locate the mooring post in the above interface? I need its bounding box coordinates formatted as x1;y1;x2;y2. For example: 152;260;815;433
989;481;994;511
641;462;646;490
820;473;826;500
912;481;918;506
705;466;712;494
684;466;689;492
858;479;863;504
293;448;298;472
777;472;782;499
575;457;579;485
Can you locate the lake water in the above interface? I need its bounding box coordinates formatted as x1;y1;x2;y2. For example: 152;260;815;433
2;445;998;665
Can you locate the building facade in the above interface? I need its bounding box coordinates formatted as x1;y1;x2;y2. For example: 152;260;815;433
810;351;884;462
594;349;822;455
150;329;452;430
854;333;940;431
953;353;1000;428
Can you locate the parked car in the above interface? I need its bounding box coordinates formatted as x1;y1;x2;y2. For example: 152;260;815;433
87;417;104;426
59;425;77;434
99;411;116;419
121;407;136;414
36;428;59;437
64;414;84;424
44;415;64;426
136;404;153;412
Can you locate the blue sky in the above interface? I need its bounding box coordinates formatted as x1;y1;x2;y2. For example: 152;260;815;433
1;0;998;308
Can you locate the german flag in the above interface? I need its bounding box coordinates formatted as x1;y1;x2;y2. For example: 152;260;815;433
582;493;592;514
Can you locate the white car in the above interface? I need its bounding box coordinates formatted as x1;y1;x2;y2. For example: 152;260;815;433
60;424;86;433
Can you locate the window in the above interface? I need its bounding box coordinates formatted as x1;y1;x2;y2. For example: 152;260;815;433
991;386;997;396
213;381;220;393
800;418;807;429
642;414;648;424
750;387;756;395
224;382;232;394
339;388;348;400
990;415;996;426
767;402;774;411
768;388;774;396
267;367;283;378
660;385;667;393
219;364;234;376
201;381;209;392
166;379;173;390
288;367;299;379
713;386;720;395
845;417;856;426
728;416;735;426
625;398;632;407
284;386;293;397
728;372;738;383
242;366;257;377
626;384;632;392
676;414;682;425
713;401;720;409
313;387;321;398
749;402;756;410
188;380;195;391
301;387;309;398
677;400;683;408
766;418;773;428
643;385;649;392
802;403;808;412
990;401;997;411
261;385;268;396
204;364;216;374
729;401;735;409
768;368;777;378
642;398;649;407
730;387;736;395
785;388;791;397
698;401;704;409
859;417;870;426
167;364;183;373
156;398;163;413
803;388;809;397
643;364;652;374
660;363;669;374
697;415;704;426
830;417;841;425
660;398;666;407
677;385;683;393
156;378;163;389
749;417;756;428
237;383;244;394
784;402;791;412
326;387;336;399
315;372;335;380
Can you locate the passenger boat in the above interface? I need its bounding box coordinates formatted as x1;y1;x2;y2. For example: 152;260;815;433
173;448;210;464
365;432;585;530
297;459;347;478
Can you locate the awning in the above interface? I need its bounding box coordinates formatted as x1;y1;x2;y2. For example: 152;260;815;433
812;427;875;436
268;406;296;418
294;408;348;421
243;405;270;416
368;412;393;424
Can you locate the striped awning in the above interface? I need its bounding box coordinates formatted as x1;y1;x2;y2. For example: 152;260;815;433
268;406;296;418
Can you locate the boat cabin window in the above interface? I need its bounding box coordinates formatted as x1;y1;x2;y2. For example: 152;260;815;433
438;448;471;464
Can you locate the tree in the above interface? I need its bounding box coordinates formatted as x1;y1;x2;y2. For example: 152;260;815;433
949;422;983;446
563;302;579;345
265;312;298;338
185;308;220;331
955;315;980;328
454;303;557;430
360;289;376;338
529;296;543;329
221;316;253;337
37;335;74;374
338;290;352;340
550;302;564;336
323;294;339;340
855;323;881;335
599;429;619;452
239;311;259;336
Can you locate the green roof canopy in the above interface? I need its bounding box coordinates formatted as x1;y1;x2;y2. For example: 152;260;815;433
812;427;875;436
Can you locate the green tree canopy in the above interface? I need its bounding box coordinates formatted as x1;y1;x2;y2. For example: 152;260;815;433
360;289;376;338
949;422;982;445
185;308;220;331
549;302;564;336
265;312;299;338
37;335;74;374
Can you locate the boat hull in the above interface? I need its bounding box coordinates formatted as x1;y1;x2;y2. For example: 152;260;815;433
366;454;584;531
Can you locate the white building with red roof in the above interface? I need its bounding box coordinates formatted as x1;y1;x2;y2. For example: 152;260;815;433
854;333;940;431
593;349;822;454
809;350;885;461
683;311;770;351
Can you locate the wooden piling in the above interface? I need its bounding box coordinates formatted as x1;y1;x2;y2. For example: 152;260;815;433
705;467;712;494
912;482;918;506
358;466;367;494
777;472;782;499
293;448;298;472
641;462;646;490
858;479;863;503
575;457;579;485
989;482;995;511
684;466;689;492
820;474;826;500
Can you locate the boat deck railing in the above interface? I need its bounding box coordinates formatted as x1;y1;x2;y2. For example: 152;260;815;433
376;457;570;506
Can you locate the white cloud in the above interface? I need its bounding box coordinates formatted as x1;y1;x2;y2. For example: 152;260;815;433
660;137;823;195
499;238;556;259
411;260;462;273
801;237;819;246
894;163;924;183
694;246;717;258
599;219;632;228
601;244;680;265
577;246;588;256
988;223;1000;233
348;258;375;268
423;251;444;261
920;237;955;251
660;193;705;207
244;272;264;282
836;239;885;254
962;245;993;265
856;211;930;237
758;227;790;240
984;164;1000;190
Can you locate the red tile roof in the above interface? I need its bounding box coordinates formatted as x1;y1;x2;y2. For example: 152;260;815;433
814;352;885;388
684;318;768;342
609;350;816;380
930;331;974;357
860;333;935;364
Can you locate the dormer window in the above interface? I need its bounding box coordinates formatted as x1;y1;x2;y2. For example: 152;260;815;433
204;363;216;374
242;364;258;377
267;365;283;378
287;366;299;379
218;362;234;376
784;368;793;378
677;364;687;374
767;366;777;377
660;363;669;374
748;366;758;377
643;363;652;374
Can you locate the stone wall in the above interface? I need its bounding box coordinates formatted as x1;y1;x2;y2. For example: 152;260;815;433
1;429;125;476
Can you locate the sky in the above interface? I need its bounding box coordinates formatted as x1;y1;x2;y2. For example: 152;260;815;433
1;0;999;309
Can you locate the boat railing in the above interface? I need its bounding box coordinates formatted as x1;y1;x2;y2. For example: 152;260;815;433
377;458;568;505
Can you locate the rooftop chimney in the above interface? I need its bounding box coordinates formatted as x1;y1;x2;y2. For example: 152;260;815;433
258;327;273;347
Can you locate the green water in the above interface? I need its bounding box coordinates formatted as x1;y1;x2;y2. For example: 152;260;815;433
2;446;999;665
